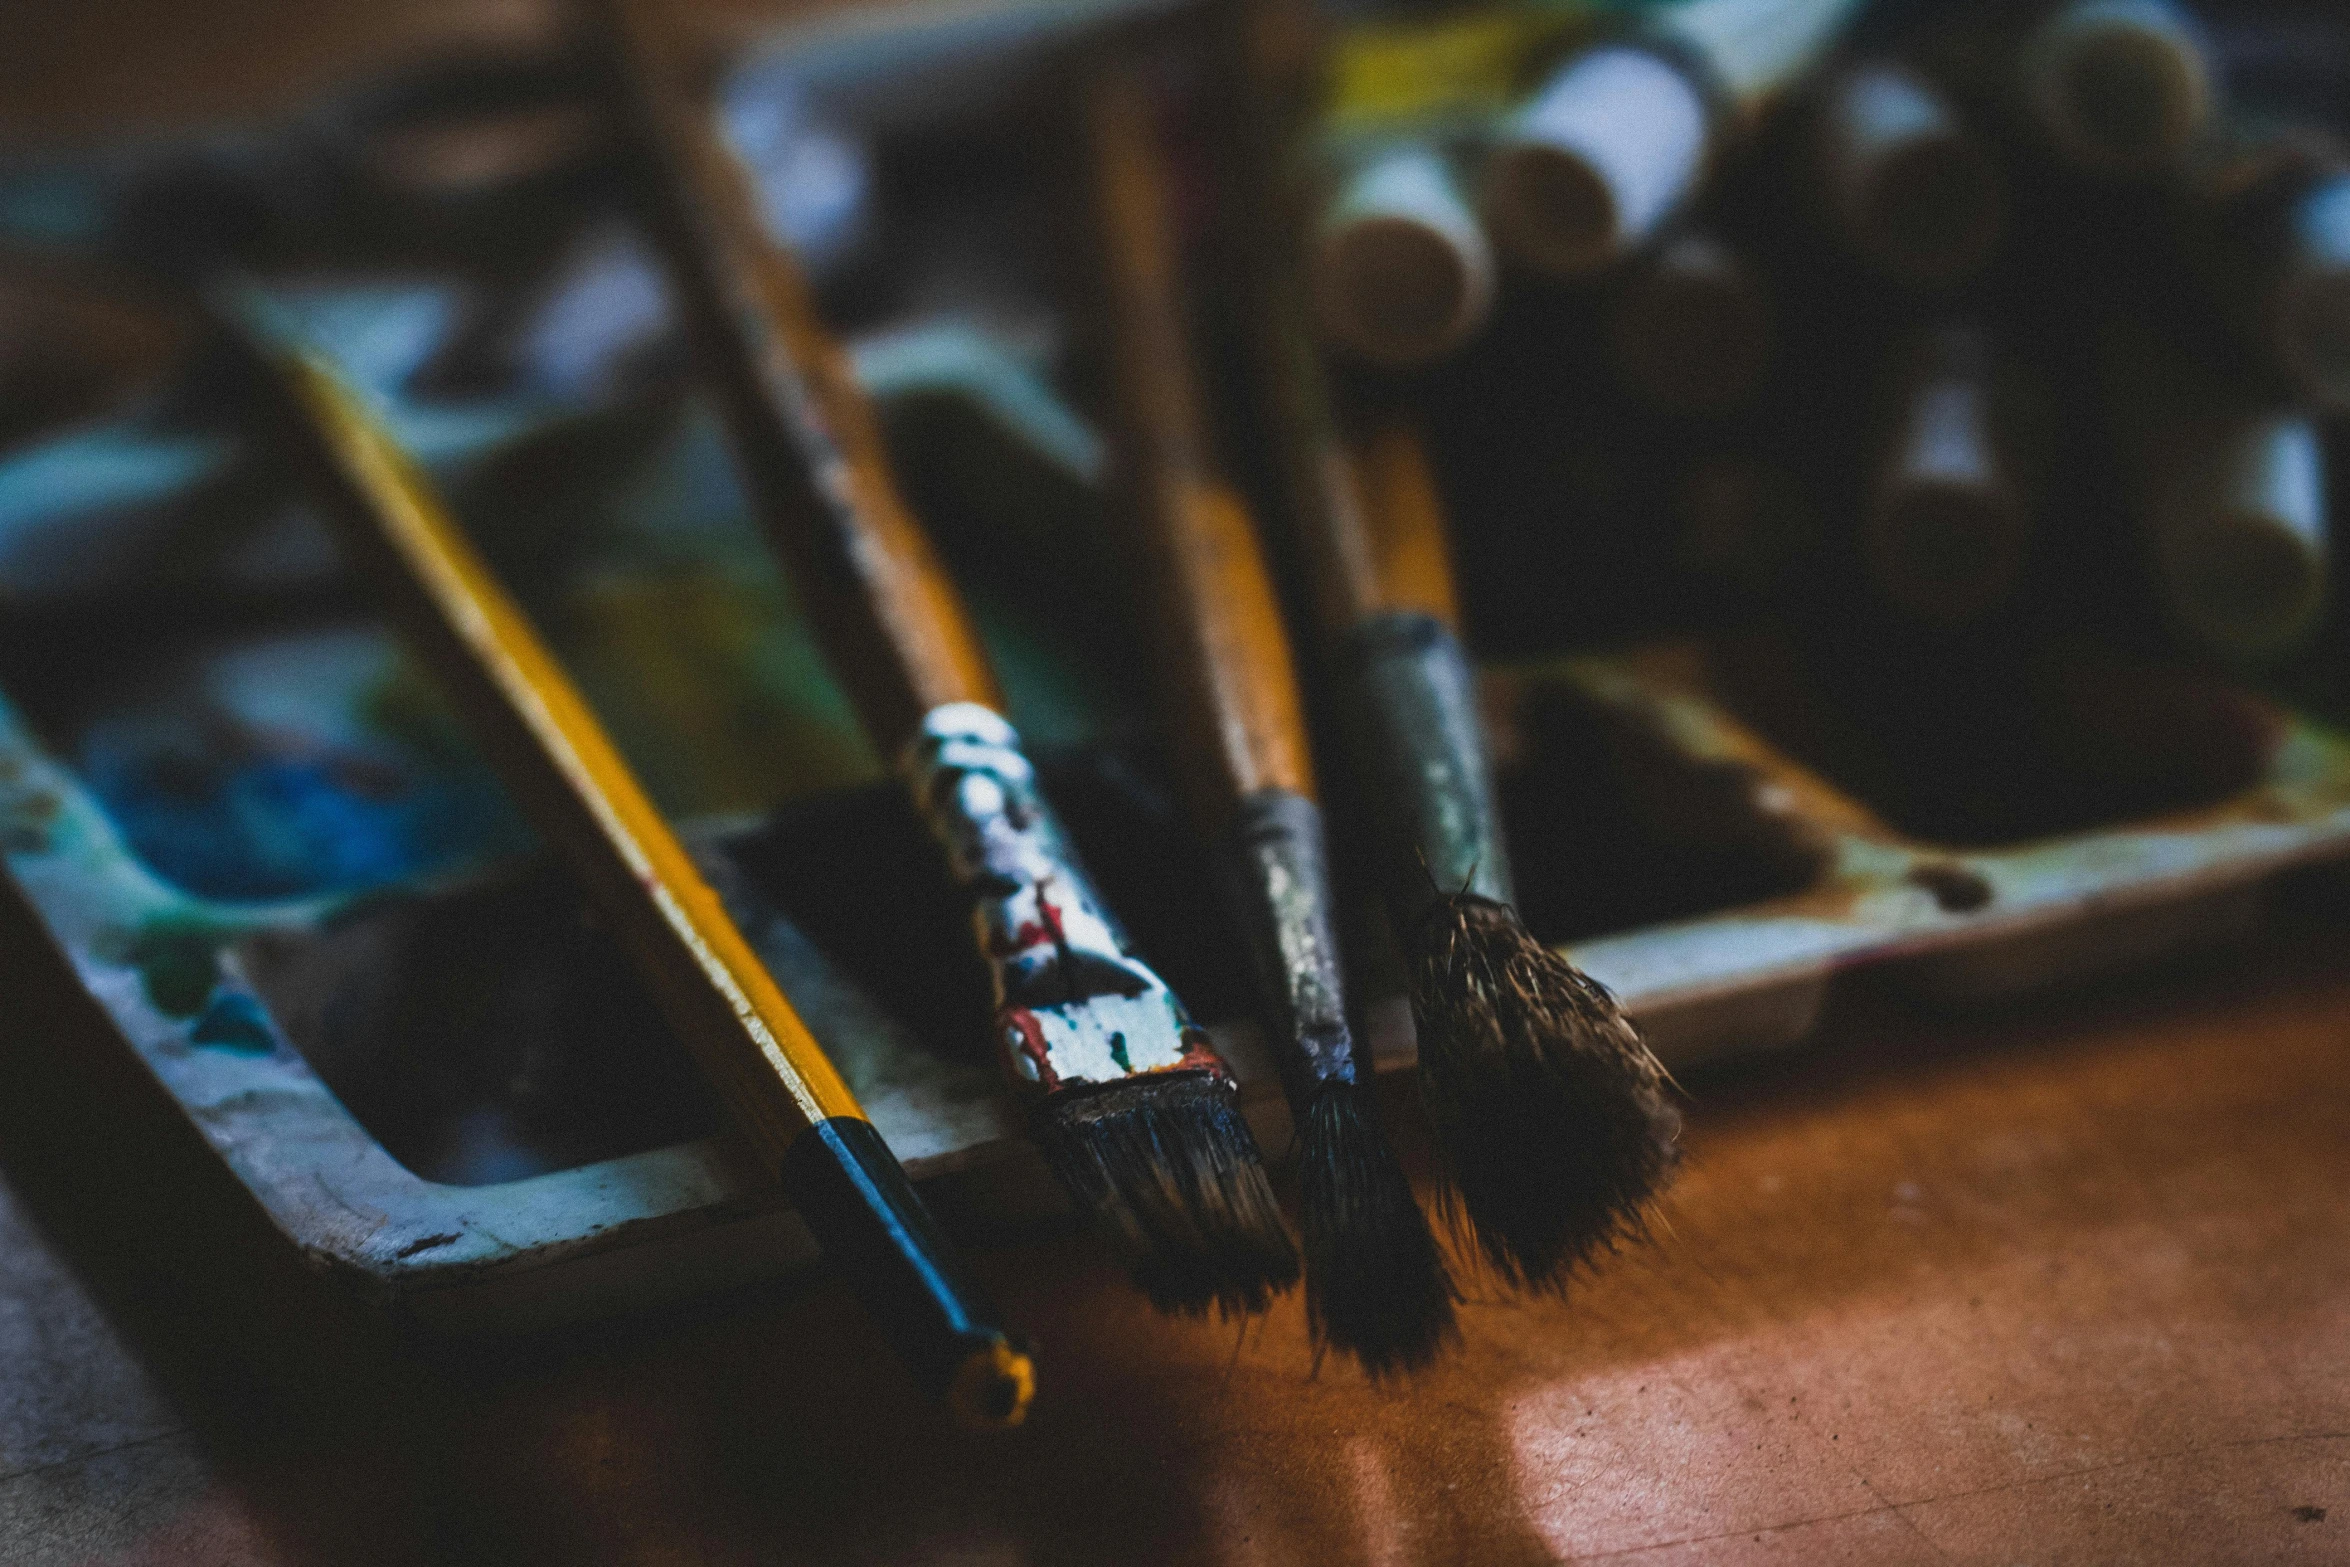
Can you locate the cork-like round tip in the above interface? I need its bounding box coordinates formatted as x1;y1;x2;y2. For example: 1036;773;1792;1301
948;1337;1035;1431
1311;148;1494;367
1607;237;1771;414
1313;212;1493;367
2025;1;2212;175
1484;142;1620;277
2276;177;2350;413
2167;508;2328;662
1858;136;2006;285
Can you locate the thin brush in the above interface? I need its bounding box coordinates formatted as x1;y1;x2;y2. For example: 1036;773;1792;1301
583;0;1295;1317
1209;0;1679;1292
216;298;1031;1426
1084;62;1454;1372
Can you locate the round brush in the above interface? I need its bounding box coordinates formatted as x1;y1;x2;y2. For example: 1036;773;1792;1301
1332;419;1681;1291
1212;0;1679;1295
1084;60;1454;1373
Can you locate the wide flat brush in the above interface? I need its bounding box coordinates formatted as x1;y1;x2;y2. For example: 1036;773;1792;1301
218;302;1032;1427
584;0;1296;1318
1082;61;1453;1373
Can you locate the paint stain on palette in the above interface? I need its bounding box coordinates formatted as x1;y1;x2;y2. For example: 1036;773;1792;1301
37;624;532;904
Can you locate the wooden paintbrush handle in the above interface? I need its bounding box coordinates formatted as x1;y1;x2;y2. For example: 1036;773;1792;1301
591;0;1000;755
1337;419;1512;915
1087;65;1313;817
1351;416;1465;627
1087;62;1358;1098
239;322;1029;1427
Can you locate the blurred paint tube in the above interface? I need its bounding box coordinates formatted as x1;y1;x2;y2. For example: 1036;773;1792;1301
2017;0;2215;176
1483;0;1867;279
1299;8;1586;365
1864;326;2032;625
1604;229;1772;415
1811;60;2005;286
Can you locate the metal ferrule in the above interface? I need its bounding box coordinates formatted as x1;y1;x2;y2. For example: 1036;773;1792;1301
1338;610;1514;923
902;702;1228;1095
1215;789;1358;1104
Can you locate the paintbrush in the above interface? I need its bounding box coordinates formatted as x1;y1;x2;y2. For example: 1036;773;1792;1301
214;297;1033;1427
1322;414;1682;1292
1483;0;1867;280
582;0;1297;1319
1081;58;1453;1373
1208;0;1678;1294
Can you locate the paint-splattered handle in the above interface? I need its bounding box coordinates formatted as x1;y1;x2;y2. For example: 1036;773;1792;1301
1338;609;1514;926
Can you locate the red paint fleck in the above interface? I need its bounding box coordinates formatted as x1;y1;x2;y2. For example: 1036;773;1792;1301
1175;1029;1233;1084
987;920;1054;957
998;1007;1060;1092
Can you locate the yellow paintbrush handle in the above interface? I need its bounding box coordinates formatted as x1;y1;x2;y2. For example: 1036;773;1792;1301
241;332;1028;1426
281;348;858;1155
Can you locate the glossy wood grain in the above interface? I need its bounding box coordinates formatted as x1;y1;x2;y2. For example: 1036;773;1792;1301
9;869;2350;1562
1087;64;1313;816
599;0;1003;756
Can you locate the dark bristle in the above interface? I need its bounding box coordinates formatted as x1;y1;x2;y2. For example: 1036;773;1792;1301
1035;1070;1299;1317
1299;1082;1459;1377
1412;893;1681;1293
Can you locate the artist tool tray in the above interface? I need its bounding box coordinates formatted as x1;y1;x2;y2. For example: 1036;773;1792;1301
8;366;2348;1335
8;8;2350;1333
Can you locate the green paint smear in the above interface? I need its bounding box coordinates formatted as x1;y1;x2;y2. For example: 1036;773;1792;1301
131;918;224;1019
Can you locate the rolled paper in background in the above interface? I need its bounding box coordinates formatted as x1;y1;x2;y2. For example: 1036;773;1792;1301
1811;60;2006;285
1605;229;1772;414
2138;407;2329;663
1482;45;1710;279
1482;0;1864;279
1864;325;2031;624
1299;8;1580;364
2018;0;2214;176
2267;169;2350;412
1308;145;1495;366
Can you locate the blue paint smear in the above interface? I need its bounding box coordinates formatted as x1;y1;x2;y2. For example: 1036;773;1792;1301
80;724;525;904
190;991;277;1054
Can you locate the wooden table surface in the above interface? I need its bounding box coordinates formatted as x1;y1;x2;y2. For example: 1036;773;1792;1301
5;889;2349;1566
7;4;2350;1561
